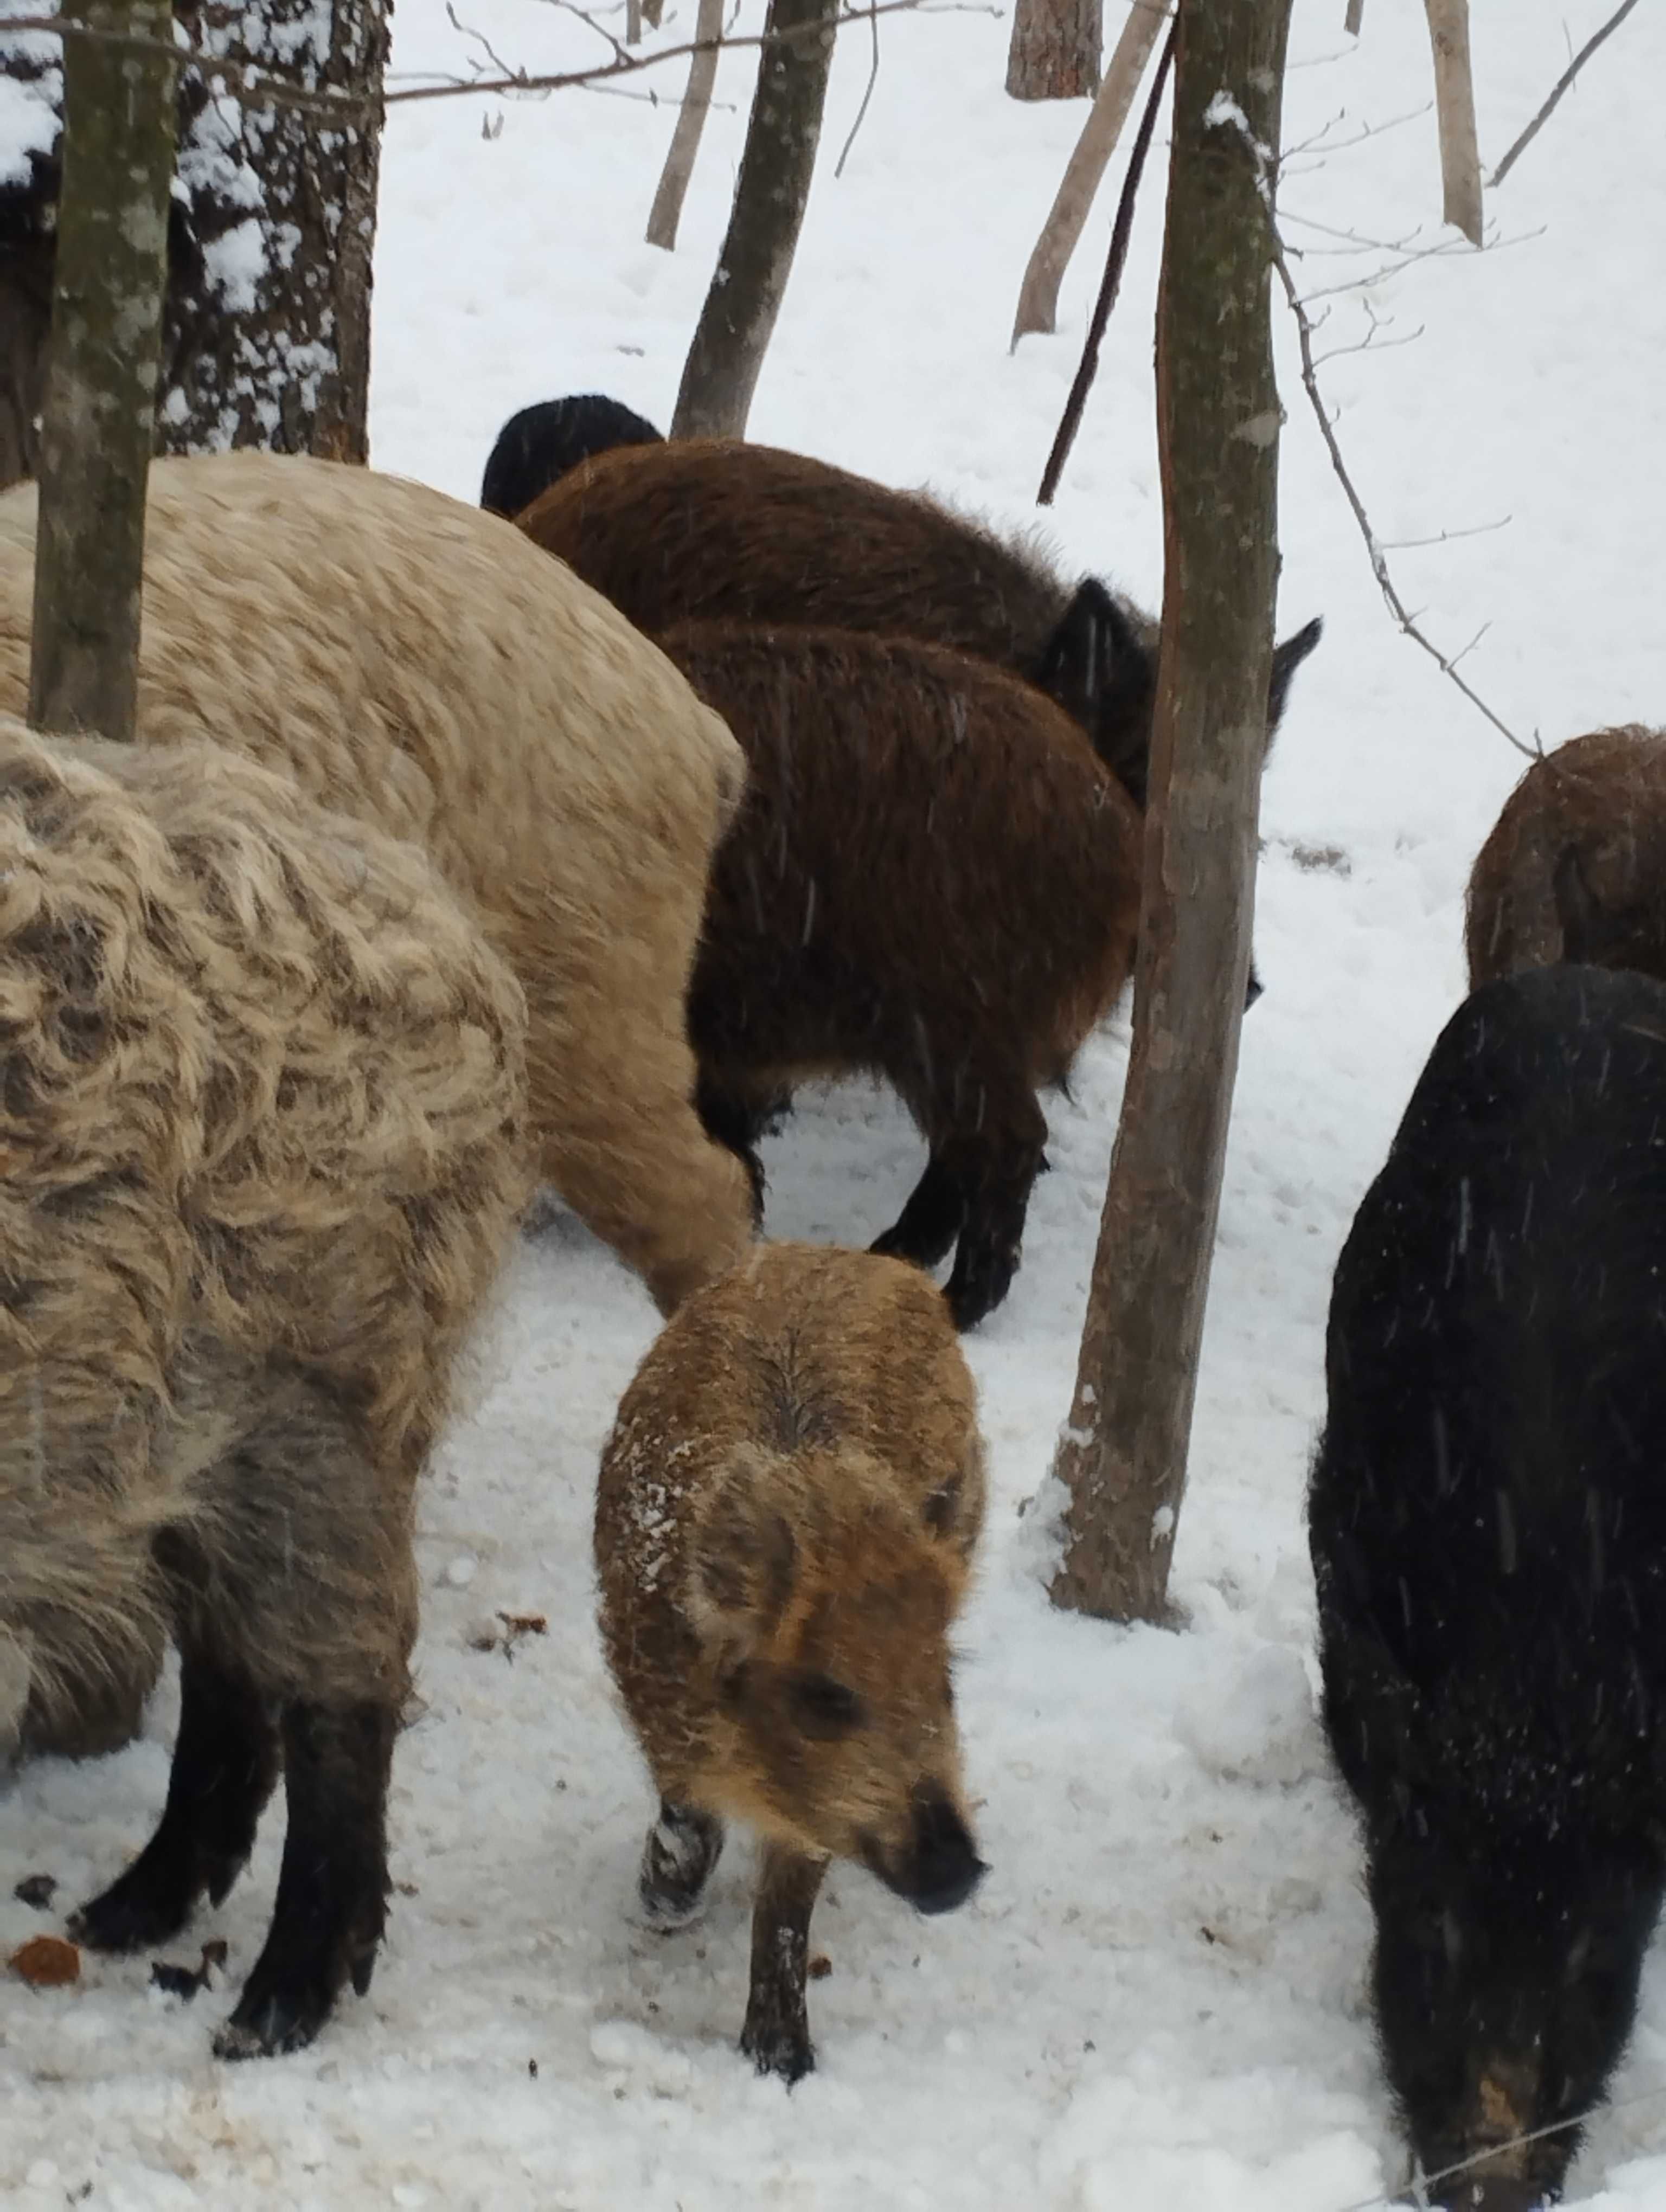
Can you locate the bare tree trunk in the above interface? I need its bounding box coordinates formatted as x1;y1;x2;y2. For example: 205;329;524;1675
161;0;390;459
28;0;177;742
626;0;643;40
671;0;838;441
1344;0;1363;32
1013;0;1169;346
646;0;725;251
1006;0;1103;100
644;0;664;22
1424;0;1481;244
1049;0;1292;1626
2;0;390;472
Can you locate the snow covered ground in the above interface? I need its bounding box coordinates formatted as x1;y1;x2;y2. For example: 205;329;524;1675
4;1;1665;2204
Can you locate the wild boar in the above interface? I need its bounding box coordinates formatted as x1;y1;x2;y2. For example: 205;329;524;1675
1310;962;1666;2207
1465;725;1666;988
594;1241;988;2081
0;717;529;2057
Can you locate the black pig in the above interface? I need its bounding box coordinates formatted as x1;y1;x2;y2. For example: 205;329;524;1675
1309;963;1666;2208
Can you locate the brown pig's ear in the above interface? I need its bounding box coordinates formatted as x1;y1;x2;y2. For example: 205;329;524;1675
921;1442;986;1562
687;1445;799;1652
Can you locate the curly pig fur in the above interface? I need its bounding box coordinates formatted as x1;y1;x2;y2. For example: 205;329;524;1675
0;451;754;1321
0;718;529;2056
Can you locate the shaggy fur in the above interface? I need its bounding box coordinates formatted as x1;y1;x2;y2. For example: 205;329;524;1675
660;621;1145;1328
1465;725;1666;987
517;435;1323;813
1310;965;1666;2208
0;717;529;2057
0;451;754;1321
594;1242;987;2082
479;394;663;519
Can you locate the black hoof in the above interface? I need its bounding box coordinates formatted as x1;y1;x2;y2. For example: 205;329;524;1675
740;2016;815;2086
638;1802;724;1931
70;1862;199;1956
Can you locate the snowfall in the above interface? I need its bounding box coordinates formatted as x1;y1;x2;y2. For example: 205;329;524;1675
1;0;1663;2204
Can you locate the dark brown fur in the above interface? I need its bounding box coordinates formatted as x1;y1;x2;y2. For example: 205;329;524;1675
518;435;1322;811
1465;726;1666;988
594;1242;987;2082
663;621;1144;1328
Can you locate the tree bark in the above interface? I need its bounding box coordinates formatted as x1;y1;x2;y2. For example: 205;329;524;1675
645;0;725;252
28;0;177;742
671;0;838;441
161;0;390;459
1344;0;1363;32
1006;0;1102;101
1049;0;1292;1626
1013;0;1169;346
2;0;391;471
1424;0;1481;245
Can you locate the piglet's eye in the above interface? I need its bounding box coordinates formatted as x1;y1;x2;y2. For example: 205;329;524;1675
790;1673;866;1737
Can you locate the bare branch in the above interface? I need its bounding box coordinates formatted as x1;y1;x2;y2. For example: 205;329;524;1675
1267;209;1536;758
3;0;971;120
1490;0;1641;188
1036;16;1175;505
1379;515;1510;552
1344;0;1363;33
2;11;373;115
833;0;880;178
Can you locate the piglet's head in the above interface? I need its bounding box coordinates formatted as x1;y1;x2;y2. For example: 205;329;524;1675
685;1441;986;1914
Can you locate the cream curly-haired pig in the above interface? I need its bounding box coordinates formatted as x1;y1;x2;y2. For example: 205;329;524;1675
0;716;528;2057
0;452;753;1321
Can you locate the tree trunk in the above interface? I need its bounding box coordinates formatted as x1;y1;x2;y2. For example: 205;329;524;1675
1344;0;1363;31
1048;0;1292;1626
2;0;390;471
1424;0;1481;244
161;0;390;459
645;0;725;252
1013;0;1169;348
1006;0;1102;101
28;0;177;742
671;0;838;440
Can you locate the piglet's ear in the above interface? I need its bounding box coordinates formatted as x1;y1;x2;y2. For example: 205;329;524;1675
687;1445;798;1653
922;1443;986;1562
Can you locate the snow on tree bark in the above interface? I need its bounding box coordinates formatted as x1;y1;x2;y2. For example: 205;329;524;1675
670;0;838;441
1048;0;1293;1626
1;0;390;468
1005;0;1101;103
28;0;177;743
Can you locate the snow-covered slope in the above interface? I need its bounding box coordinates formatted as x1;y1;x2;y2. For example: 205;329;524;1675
4;3;1664;2204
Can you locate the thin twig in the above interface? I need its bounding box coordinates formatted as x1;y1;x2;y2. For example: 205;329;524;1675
0;0;958;119
1491;0;1641;188
1036;17;1176;507
833;0;880;177
1379;514;1509;552
0;12;373;115
1268;222;1535;760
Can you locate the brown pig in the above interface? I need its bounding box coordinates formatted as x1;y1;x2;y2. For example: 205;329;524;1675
1465;724;1666;987
593;1241;988;2082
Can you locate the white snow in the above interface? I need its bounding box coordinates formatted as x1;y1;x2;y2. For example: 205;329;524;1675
4;1;1666;2206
